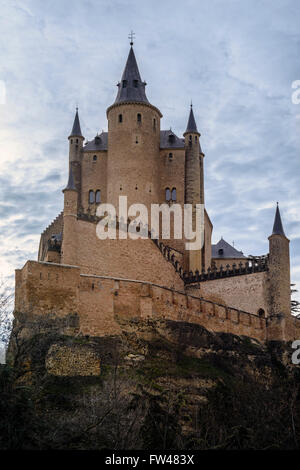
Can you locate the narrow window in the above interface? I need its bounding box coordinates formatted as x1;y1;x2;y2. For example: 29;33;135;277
133;79;138;88
171;188;177;201
137;113;142;123
195;136;197;142
89;190;95;204
168;152;173;160
189;135;192;142
258;308;265;318
95;190;101;204
70;139;73;144
165;188;171;202
76;139;78;143
93;155;97;161
118;114;123;123
153;118;156;130
122;80;127;88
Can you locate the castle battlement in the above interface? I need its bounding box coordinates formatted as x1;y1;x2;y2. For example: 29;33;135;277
13;261;299;343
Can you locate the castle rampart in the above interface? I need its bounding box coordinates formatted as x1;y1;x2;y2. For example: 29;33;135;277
13;260;300;343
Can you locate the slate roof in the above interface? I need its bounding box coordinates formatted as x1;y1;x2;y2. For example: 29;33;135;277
70;108;83;137
160;130;185;149
185;105;198;133
211;238;246;259
272;203;285;236
84;132;108;152
114;46;149;104
84;130;185;152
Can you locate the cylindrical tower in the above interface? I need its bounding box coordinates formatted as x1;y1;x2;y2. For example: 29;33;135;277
268;203;291;317
106;45;162;215
183;105;204;272
68;108;84;210
61;167;78;266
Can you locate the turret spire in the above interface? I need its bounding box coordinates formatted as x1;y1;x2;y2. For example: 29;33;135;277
185;103;199;134
114;46;148;104
69;108;83;138
272;202;286;237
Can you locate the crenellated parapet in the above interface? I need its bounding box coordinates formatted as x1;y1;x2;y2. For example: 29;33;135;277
38;211;64;261
183;255;269;284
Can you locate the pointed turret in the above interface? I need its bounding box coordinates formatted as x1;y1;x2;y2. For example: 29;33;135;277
272;203;285;237
63;165;76;192
267;202;291;328
69;108;83;138
184;104;205;273
114;46;149;104
185;104;199;134
62;165;78;265
106;41;162;214
67;108;83;209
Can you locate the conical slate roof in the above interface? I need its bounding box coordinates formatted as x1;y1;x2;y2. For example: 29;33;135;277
185;105;198;133
272;203;285;236
114;46;149;104
64;165;76;191
70;108;83;137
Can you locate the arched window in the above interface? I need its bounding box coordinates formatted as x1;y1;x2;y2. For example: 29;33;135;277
93;155;97;161
118;114;123;123
76;139;78;144
168;152;173;160
89;190;95;204
171;188;177;202
137;113;142;123
189;135;192;142
165;188;171;202
195;136;197;142
95;190;101;204
70;139;73;144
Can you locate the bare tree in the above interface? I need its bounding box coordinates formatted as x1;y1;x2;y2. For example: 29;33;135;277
0;279;13;348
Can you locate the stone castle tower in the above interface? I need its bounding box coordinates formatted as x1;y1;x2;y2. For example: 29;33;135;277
12;42;298;344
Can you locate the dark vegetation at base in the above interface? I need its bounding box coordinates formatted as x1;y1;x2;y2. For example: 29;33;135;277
1;319;300;450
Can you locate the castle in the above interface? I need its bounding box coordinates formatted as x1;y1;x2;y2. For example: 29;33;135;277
12;42;300;344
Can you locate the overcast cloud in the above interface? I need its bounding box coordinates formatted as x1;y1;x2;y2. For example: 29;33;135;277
0;0;300;299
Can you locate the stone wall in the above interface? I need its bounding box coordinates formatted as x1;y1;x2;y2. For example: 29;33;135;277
65;219;184;290
81;150;107;214
38;211;63;261
14;260;300;342
45;343;101;376
188;271;269;317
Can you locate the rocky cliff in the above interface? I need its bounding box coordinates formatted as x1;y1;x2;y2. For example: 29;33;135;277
1;316;300;450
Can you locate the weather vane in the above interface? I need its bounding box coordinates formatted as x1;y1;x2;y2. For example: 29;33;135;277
128;30;135;46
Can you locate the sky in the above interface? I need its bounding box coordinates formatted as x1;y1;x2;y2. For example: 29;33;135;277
0;0;300;300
